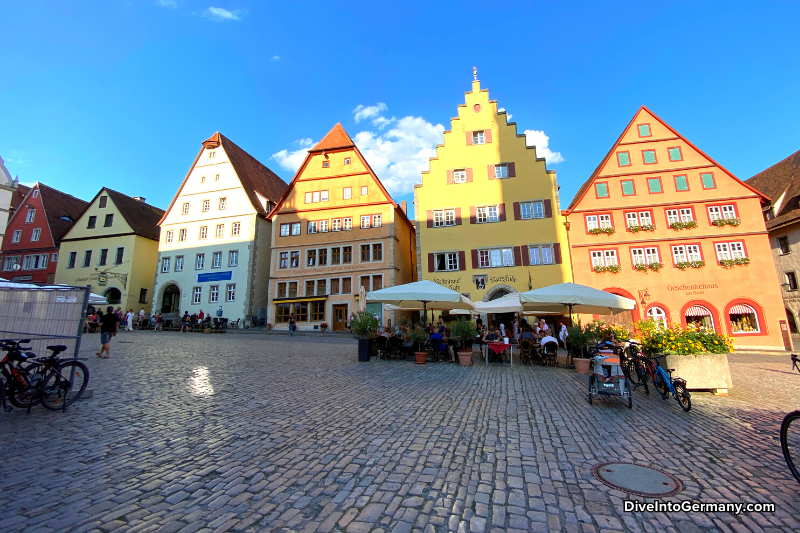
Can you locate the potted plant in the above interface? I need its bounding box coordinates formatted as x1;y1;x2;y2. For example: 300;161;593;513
408;327;429;364
320;322;329;332
266;323;272;331
350;311;378;362
451;318;476;366
567;325;591;374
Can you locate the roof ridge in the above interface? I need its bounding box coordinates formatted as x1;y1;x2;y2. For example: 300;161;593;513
311;123;355;152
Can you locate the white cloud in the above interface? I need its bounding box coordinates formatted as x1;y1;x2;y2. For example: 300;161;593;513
353;103;388;123
271;138;316;172
270;55;281;61
524;130;565;164
498;107;512;122
156;0;177;8
371;116;396;130
202;6;241;21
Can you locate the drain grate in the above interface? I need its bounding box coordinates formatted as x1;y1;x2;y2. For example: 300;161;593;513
592;462;682;497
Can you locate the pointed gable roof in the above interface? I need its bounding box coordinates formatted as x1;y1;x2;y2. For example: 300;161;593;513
746;148;800;229
105;189;165;240
36;183;90;244
310;123;356;152
159;132;288;224
564;106;769;213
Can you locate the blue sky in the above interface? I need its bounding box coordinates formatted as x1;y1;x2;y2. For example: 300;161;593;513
2;1;799;219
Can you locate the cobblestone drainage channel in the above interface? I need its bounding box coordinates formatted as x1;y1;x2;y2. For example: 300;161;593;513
592;462;683;497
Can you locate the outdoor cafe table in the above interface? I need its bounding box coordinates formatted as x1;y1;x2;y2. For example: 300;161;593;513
486;342;514;367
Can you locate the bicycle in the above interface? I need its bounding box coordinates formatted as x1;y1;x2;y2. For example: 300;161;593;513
0;339;90;412
781;411;800;485
646;355;691;412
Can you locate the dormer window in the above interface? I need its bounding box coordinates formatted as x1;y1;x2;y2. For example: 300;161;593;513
32;190;39;198
472;131;485;145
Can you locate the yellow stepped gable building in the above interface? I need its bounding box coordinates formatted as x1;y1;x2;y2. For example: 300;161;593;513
55;188;164;311
267;124;417;332
414;74;572;323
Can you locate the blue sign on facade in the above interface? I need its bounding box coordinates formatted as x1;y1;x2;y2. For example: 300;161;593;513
198;271;233;283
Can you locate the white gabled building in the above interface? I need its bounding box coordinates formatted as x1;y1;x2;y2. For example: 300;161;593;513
152;132;288;327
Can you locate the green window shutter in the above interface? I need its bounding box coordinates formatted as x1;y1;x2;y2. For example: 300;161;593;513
617;152;630;166
701;173;716;189
622;180;635;195
643;150;657;164
669;147;682;161
595;183;609;198
675;175;689;191
638;124;651;137
647;178;662;193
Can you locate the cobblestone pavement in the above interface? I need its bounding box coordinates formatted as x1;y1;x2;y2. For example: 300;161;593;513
1;332;799;533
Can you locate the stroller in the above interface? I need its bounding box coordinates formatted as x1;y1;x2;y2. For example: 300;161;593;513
587;346;632;409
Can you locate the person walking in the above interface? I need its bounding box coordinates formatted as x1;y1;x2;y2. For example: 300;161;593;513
288;314;296;337
125;309;134;332
97;306;119;358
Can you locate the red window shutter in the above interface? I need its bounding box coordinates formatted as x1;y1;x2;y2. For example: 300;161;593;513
471;249;479;269
522;246;530;266
469;206;476;224
455;207;462;225
508;162;516;177
458;251;466;271
428;253;435;272
466;168;473;182
513;246;522;266
484;129;492;143
544;199;553;218
513;202;521;220
446;170;454;185
554;243;562;264
426;210;433;228
487;164;495;179
465;131;473;146
498;203;506;221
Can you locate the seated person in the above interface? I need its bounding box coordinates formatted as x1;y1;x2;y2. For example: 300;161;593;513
521;327;536;342
484;326;499;343
429;330;447;353
540;333;559;347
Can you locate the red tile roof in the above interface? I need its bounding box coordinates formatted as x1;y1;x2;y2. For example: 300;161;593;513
37;183;90;244
746;148;800;230
311;123;356;152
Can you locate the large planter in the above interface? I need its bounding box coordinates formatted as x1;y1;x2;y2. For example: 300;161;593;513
358;339;371;362
458;351;473;366
573;357;592;375
656;353;732;395
415;352;427;365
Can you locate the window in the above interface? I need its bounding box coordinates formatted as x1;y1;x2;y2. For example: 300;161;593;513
226;284;236;302
182;203;189;215
280;224;290;237
494;164;509;179
778;236;791;255
675;175;689;191
595;183;609;198
288;282;298;297
668;147;683;161
196;254;205;270
528;244;554;265
708;205;736;222
590;249;618;268
482;247;514;268
212;252;222;268
642;150;657;164
202;200;210;212
219;198;226;210
361;216;370;229
208;151;216;159
290;251;300;268
319;220;328;233
210;285;219;303
672;244;702;263
166;230;174;243
680;208;693;222
586;215;598;231
372;275;383;291
647;307;667;328
229;251;238;267
330;278;339;294
625;211;653;229
647;178;662;193
51;253;58;262
435;252;459;271
332;247;341;264
617;152;631;166
316;280;326;296
308;249;317;267
373;215;382;227
701;172;716;189
191;287;201;304
637;124;651;137
345;158;351;165
343;218;352;231
175;256;184;271
729;304;760;333
87;216;96;229
478;249;490;268
232;222;241;236
306;280;315;296
83;251;92;268
279;252;288;269
275;303;291;322
136;288;147;304
99;249;108;266
67;252;76;269
318;248;327;265
715;241;746;262
22;254;48;270
342;277;352;293
104;214;114;227
11;230;21;243
177;228;187;242
361;186;368;196
472;131;485;144
453;169;467;183
2;256;20;271
277;282;287;298
476;205;499;224
343;246;352;263
632;247;660;265
666;209;680;225
343;187;351;199
199;226;208;240
215;174;220;182
434;209;456;227
214;224;224;239
361;244;370;262
304;191;329;203
25;209;35;223
322;160;330;168
786;272;798;291
599;214;612;229
621;180;635;196
308;221;318;234
291;223;301;236
518;201;544;220
310;300;324;321
373;243;382;261
32;189;39;198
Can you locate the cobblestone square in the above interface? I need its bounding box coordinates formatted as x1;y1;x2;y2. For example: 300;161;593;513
1;332;799;533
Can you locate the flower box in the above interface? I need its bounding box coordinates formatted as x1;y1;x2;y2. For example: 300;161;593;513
628;224;656;233
712;218;741;227
593;264;620;273
719;257;750;268
676;260;705;270
669;220;698;230
589;227;615;235
656;353;732;395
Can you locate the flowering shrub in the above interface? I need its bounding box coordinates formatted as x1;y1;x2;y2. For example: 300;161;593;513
712;218;741;227
636;319;734;355
676;260;705;270
589;227;616;235
320;322;329;329
719;257;750;268
584;320;630;343
648;262;664;271
634;263;648;272
634;262;664;272
593;264;621;273
628;224;656;233
669;220;698;230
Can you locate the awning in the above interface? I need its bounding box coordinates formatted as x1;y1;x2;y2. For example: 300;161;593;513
685;306;711;317
274;296;327;304
729;304;755;315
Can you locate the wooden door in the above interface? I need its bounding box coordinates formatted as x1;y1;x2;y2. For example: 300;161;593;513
333;305;348;331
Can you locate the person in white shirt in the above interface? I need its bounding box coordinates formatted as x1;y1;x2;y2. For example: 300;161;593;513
125;309;134;332
559;323;568;349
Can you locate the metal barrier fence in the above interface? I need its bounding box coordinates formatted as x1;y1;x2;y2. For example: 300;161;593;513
0;285;90;359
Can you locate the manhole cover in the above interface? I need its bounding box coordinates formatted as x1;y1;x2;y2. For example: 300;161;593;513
592;462;682;497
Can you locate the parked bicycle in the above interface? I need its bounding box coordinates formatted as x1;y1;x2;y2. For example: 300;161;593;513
781;410;800;485
0;339;89;413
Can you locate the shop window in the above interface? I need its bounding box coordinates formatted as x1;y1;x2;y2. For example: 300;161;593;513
275;303;291;323
685;305;714;330
729;304;760;333
311;301;325;321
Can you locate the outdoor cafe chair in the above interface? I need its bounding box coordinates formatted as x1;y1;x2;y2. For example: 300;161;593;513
424;339;449;362
376;336;390;359
542;341;559;367
519;339;535;365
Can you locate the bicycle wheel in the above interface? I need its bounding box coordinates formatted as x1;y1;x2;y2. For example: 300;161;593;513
781;411;800;485
6;368;42;409
653;367;668;399
674;382;691;412
40;361;89;411
588;375;594;405
636;360;649;395
626;379;633;409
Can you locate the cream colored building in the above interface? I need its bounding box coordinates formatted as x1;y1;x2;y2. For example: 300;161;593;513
55;188;164;311
0;155;20;241
152;132;288;327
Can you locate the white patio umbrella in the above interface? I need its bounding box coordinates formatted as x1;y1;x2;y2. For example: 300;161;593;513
518;282;636;316
384;304;471;315
365;280;475;325
474;293;524;314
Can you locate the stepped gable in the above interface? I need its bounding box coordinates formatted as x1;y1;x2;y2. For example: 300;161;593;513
36;183;89;244
746;149;800;229
103;189;165;241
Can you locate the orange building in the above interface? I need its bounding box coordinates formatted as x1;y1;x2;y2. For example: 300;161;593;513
563;106;789;351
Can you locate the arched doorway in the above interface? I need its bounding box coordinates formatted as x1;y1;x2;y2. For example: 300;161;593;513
786;308;798;334
104;287;122;305
161;284;181;314
484;286;516;330
490;290;510;301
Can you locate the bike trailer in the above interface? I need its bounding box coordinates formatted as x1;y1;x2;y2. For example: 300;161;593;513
592;354;626;395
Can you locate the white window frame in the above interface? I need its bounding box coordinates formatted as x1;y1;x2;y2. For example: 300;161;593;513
219;197;226;210
193;287;202;304
453;169;467;183
586;215;599;231
625;212;639;228
647;306;667;327
708;206;722;222
672;245;687;263
212;252;222;269
196;254;205;270
210;285;219;303
666;209;680;225
529;244;554;265
179;228;187;242
680;208;694;222
479;250;490;268
175;256;184;272
599;214;612;229
361;186;368;196
308;221;318;234
182;203;189;215
166;230;174;243
226;284;236;302
343;218;352;231
639;211;653;226
361;216;370;229
319;220;329;233
332;219;342;232
161;257;171;273
31;228;40;242
435;251;460;272
472;131;485;145
631;248;645;266
232;222;241;236
11;230;21;243
216;224;224;238
721;205;736;219
25;209;35;223
229;250;238;267
343;187;351;199
202;199;210;212
373;214;381;227
494;164;509;179
199;226;208;240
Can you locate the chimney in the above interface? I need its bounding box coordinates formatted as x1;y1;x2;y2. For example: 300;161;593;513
401;201;407;215
133;197;146;203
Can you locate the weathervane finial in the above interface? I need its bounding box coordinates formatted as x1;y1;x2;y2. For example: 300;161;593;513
473;66;477;81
